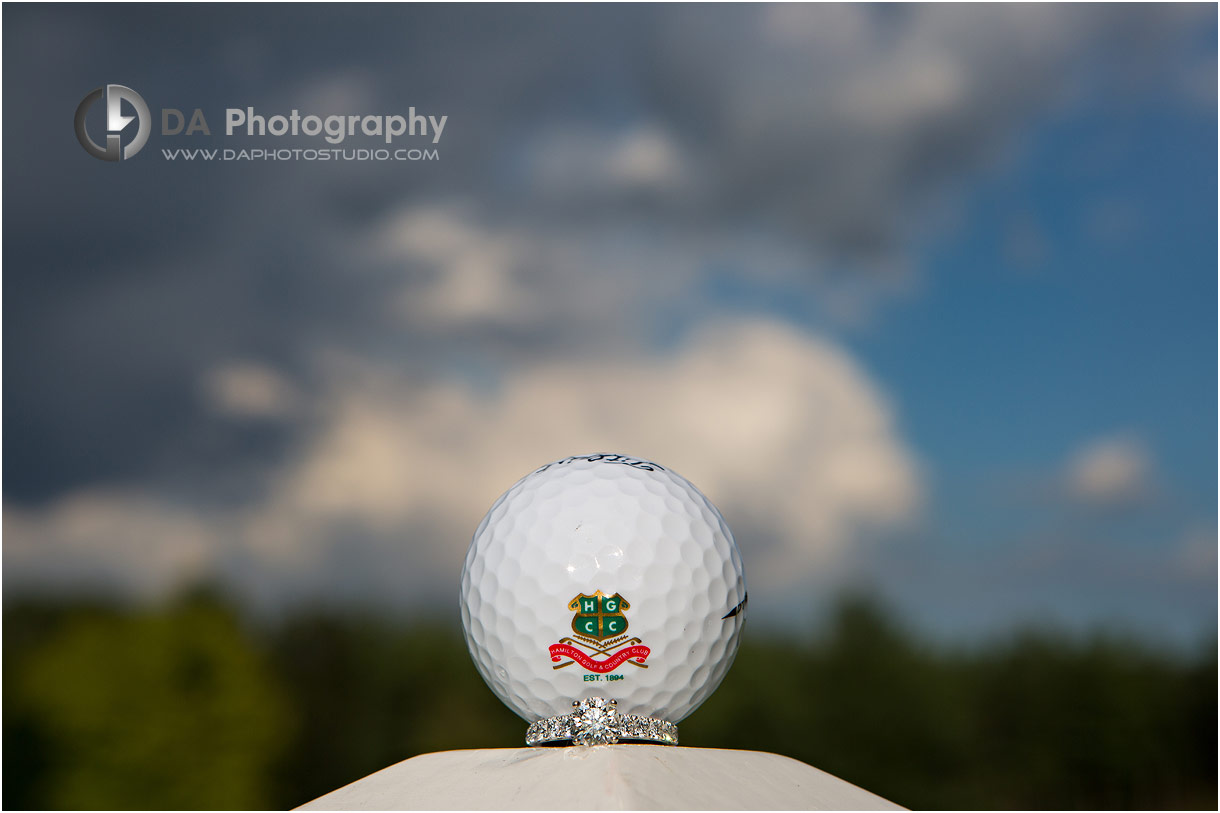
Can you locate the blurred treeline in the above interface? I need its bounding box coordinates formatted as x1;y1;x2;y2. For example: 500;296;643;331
4;590;1215;810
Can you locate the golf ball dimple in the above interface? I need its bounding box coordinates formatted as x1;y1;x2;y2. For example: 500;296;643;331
460;453;747;723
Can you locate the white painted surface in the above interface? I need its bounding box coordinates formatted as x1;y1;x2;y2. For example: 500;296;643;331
297;746;905;810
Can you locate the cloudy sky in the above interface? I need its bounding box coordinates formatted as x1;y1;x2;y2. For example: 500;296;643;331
4;4;1215;645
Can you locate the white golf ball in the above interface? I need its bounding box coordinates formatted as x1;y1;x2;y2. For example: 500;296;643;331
460;453;747;724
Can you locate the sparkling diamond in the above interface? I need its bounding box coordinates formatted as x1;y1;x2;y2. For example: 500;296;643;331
570;697;620;746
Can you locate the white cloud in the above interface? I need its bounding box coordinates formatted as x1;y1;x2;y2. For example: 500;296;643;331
203;360;300;419
638;3;1206;278
283;319;920;585
373;206;538;329
4;491;218;600
1170;526;1217;581
1064;434;1153;505
607;126;687;191
523;124;692;202
366;203;710;354
3;319;920;605
291;69;379;115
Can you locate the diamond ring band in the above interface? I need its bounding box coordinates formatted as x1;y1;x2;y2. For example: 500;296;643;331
525;698;678;746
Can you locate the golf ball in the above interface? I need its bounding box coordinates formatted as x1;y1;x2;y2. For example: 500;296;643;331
460;453;747;724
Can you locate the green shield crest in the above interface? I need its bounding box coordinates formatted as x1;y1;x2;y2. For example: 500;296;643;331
569;591;630;640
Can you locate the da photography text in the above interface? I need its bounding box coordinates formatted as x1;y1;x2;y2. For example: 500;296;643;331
75;84;447;163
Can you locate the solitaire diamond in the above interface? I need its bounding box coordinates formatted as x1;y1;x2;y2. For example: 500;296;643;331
570;697;620;745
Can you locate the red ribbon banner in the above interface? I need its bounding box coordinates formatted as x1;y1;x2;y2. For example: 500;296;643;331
549;643;650;673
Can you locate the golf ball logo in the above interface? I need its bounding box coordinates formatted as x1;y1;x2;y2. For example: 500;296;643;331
570;591;629;638
549;591;652;675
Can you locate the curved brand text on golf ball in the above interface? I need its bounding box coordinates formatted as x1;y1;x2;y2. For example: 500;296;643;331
533;453;663;474
460;452;747;724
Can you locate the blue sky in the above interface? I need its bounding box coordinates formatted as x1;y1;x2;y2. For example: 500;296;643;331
868;83;1215;495
845;81;1217;644
4;4;1215;646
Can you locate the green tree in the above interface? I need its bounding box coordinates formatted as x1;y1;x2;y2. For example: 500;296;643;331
11;594;289;809
680;597;1216;810
267;614;522;807
5;592;1214;810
